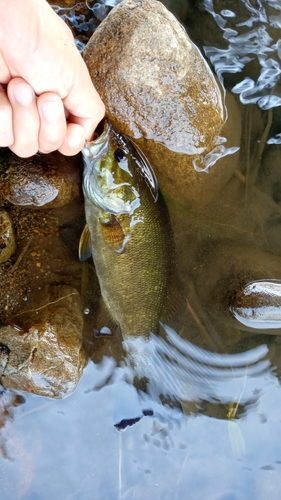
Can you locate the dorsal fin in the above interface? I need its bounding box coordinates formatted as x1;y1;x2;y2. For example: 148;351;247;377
113;125;159;202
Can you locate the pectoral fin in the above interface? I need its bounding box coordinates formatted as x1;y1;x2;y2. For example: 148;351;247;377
79;224;92;261
99;214;127;253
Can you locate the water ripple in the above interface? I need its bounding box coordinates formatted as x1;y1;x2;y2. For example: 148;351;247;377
201;0;281;111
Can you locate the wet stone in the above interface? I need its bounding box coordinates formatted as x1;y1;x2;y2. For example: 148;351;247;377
83;0;241;210
0;209;16;264
0;285;87;398
0;149;82;209
194;243;281;334
230;280;281;330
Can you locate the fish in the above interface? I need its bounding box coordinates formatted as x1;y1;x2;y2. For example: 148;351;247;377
79;119;176;339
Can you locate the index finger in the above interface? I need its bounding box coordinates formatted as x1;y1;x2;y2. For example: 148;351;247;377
63;57;105;141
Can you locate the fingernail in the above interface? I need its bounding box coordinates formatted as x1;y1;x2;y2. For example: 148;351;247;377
13;82;35;106
39;101;63;124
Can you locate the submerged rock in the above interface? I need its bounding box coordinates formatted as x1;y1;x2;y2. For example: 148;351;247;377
0;209;16;264
195;243;281;334
0;285;86;398
230;280;281;330
83;0;241;210
0;149;82;208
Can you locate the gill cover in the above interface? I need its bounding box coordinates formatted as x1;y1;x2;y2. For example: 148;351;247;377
82;119;158;216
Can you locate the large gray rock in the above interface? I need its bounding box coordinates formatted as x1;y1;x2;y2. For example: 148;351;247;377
83;0;241;210
0;285;86;398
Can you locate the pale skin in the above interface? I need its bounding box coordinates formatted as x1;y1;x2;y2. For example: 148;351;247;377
0;0;105;157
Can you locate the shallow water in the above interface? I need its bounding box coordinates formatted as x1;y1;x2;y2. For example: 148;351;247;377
1;1;281;499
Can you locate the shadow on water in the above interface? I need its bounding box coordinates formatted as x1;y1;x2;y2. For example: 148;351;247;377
1;1;281;499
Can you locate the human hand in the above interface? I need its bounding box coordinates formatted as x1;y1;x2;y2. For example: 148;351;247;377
0;0;105;157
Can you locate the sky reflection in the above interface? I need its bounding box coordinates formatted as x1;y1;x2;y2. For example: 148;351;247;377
0;348;280;500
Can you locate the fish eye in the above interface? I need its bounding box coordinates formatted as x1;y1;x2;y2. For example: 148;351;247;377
114;148;126;162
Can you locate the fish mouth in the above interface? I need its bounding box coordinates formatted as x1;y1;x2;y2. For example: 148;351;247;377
82;118;111;160
82;118;140;215
93;118;108;140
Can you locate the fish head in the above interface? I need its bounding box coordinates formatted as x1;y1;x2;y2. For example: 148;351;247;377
82;119;158;216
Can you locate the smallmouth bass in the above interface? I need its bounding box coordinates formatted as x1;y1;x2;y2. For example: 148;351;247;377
79;119;176;339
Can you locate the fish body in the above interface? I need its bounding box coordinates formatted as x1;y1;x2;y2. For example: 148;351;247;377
80;120;175;338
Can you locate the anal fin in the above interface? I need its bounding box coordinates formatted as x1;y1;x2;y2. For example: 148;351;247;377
94;298;120;338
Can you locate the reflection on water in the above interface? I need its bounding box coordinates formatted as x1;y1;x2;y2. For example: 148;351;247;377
1;0;281;499
1;355;281;499
52;0;123;51
202;0;281;112
123;325;269;404
185;0;281;141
